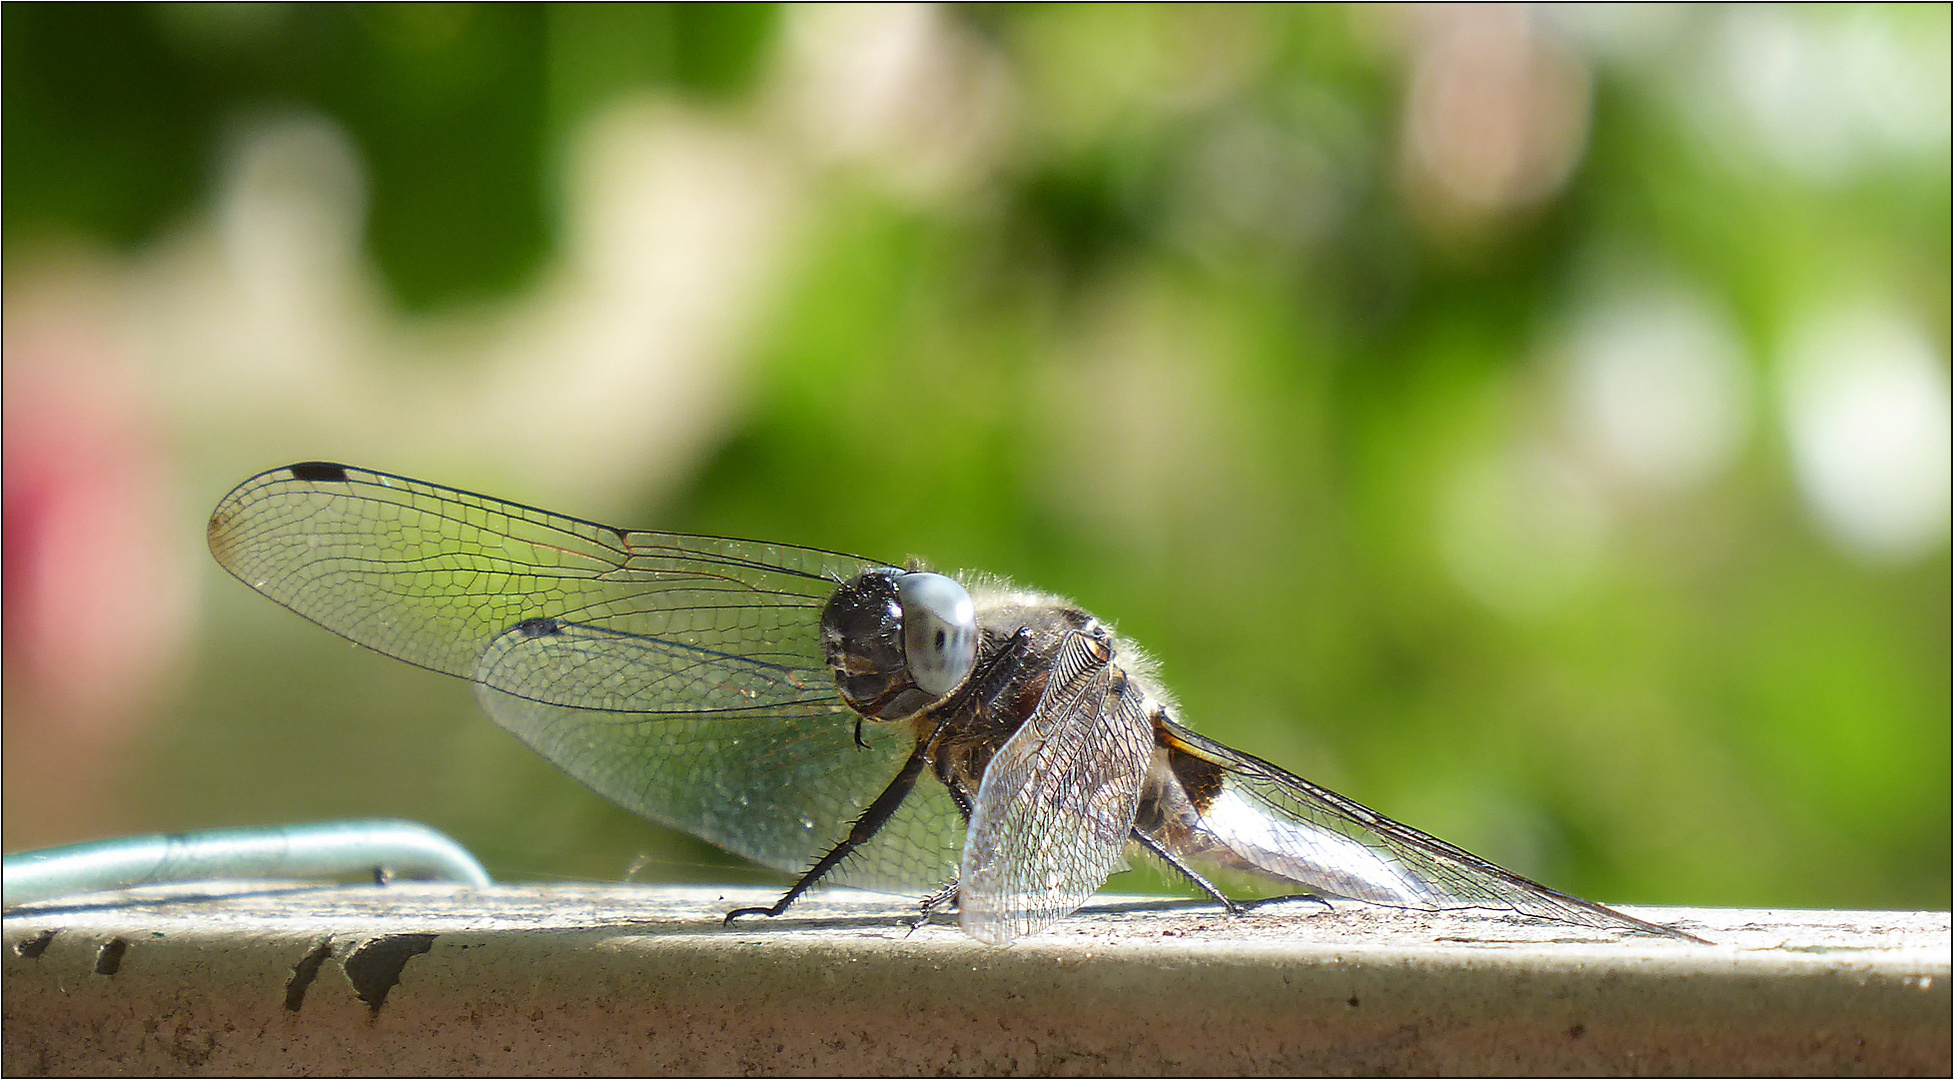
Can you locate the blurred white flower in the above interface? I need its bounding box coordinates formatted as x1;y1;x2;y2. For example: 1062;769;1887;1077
1714;5;1950;180
771;3;1014;201
132;102;802;516
1563;286;1753;492
1779;308;1951;563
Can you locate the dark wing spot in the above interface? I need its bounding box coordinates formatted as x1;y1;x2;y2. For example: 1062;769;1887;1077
93;937;128;976
287;462;351;483
285;939;334;1012
513;617;562;638
934;629;946;650
1168;745;1226;812
343;933;437;1015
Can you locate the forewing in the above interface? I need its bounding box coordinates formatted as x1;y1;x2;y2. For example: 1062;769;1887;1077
1157;722;1694;938
208;462;864;712
959;632;1154;945
208;463;966;890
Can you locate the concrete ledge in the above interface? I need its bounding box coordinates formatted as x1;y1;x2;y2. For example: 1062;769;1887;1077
4;883;1947;1075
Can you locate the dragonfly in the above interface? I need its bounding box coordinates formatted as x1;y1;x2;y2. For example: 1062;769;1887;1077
207;462;1702;945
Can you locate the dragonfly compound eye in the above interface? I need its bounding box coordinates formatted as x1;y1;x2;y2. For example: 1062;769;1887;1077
896;572;977;697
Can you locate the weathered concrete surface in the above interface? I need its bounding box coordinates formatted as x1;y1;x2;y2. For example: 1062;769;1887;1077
3;883;1946;1076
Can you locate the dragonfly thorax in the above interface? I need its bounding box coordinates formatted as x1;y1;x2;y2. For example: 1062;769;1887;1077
822;569;977;720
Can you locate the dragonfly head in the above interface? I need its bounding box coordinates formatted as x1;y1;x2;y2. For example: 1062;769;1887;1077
823;569;978;720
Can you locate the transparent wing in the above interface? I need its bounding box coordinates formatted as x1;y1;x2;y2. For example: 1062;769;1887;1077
207;462;964;890
477;687;967;891
1153;720;1699;940
208;462;862;712
959;631;1155;945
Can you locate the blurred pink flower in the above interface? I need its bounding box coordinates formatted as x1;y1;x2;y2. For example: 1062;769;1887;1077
1393;5;1593;237
3;278;195;845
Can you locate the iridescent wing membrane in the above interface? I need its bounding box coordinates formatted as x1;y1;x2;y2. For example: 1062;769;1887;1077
1156;721;1696;939
207;463;967;893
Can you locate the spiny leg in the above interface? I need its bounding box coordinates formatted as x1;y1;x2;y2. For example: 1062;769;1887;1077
901;632;1033;933
1129;830;1332;915
907;878;960;933
725;628;1033;927
1236;892;1332;913
1129;830;1246;914
906;765;976;934
725;737;935;924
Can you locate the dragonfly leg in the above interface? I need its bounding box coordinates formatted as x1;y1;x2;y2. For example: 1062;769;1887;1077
907;878;960;933
1129;829;1247;914
1237;892;1332;913
917;630;1019;929
1131;828;1331;914
724;736;935;925
925;625;1032;817
724;628;1032;928
943;783;974;820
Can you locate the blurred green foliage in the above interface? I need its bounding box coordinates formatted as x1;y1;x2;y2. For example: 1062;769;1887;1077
5;4;1947;912
5;3;777;306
